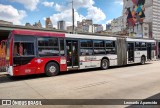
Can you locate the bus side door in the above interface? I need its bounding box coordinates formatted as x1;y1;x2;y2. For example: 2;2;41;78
66;40;79;69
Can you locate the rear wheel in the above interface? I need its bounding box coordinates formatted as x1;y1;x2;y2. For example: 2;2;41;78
101;59;109;70
45;62;59;77
141;56;146;65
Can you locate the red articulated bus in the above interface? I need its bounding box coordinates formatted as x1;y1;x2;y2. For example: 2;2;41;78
6;29;156;77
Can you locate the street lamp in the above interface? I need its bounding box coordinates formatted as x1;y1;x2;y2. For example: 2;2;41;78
70;0;74;33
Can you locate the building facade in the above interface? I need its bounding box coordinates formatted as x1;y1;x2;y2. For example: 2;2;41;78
153;0;160;39
25;23;32;27
76;19;103;33
67;26;73;33
57;20;66;30
123;0;160;39
111;16;124;33
93;24;103;33
45;17;53;29
0;20;13;25
82;25;93;33
76;19;93;33
33;20;42;28
106;24;111;31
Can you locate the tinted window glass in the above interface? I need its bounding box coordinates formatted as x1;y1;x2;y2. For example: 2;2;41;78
80;40;93;47
106;41;115;47
60;39;65;56
141;42;147;50
14;35;35;42
38;38;58;47
105;40;116;54
38;47;59;57
106;48;116;54
135;42;141;50
14;42;34;56
141;43;146;47
135;42;141;47
38;37;59;57
80;40;93;56
80;49;93;56
94;40;104;47
94;49;105;55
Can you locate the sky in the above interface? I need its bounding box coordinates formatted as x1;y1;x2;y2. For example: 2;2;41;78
0;0;123;29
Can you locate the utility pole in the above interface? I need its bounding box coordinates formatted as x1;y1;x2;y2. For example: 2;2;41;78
71;0;74;33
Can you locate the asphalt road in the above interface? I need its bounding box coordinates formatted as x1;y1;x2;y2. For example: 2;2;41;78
0;61;160;108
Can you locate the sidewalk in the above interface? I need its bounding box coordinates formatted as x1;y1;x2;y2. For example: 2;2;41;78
0;72;7;76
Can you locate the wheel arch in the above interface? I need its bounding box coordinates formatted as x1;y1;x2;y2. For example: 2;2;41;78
44;60;60;71
141;55;146;61
101;57;110;66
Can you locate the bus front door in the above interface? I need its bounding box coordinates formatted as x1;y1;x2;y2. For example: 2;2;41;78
128;43;134;62
147;43;152;60
66;40;79;69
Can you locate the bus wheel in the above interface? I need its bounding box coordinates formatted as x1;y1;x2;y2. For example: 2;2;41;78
141;56;146;65
45;62;59;77
101;59;109;70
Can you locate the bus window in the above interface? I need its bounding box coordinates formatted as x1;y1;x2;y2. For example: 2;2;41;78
14;42;34;56
80;40;93;56
80;40;93;47
93;40;105;55
14;43;19;56
38;37;59;57
60;39;65;56
135;42;141;51
141;42;147;50
105;41;116;54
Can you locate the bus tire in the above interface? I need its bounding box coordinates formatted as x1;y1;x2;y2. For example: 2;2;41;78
45;62;59;77
141;56;146;65
101;59;109;70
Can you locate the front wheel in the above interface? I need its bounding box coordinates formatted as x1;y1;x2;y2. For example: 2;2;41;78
141;56;146;65
101;59;109;70
45;62;59;77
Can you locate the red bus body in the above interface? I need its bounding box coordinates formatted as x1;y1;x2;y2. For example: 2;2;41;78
7;30;67;76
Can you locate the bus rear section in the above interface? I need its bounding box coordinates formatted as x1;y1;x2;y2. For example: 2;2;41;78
117;38;156;66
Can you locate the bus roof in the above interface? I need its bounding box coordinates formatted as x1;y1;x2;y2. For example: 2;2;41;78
12;29;65;37
11;29;156;42
66;34;117;40
126;38;156;43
